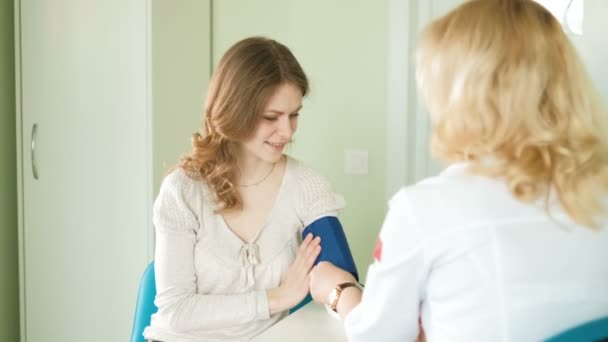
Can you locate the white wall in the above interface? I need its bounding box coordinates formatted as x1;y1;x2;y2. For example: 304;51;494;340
572;0;608;100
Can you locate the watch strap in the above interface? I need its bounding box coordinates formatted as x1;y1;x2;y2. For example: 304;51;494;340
329;282;358;313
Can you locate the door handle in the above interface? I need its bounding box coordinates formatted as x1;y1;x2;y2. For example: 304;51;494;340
31;123;39;180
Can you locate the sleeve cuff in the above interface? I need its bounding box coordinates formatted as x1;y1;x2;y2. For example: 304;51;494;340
254;290;271;320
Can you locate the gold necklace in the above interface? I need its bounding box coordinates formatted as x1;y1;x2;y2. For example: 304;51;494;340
238;163;275;187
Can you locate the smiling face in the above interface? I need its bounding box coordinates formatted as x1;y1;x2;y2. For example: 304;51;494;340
239;82;303;164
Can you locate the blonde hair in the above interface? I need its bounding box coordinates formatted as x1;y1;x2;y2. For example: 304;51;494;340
416;0;608;228
180;37;308;212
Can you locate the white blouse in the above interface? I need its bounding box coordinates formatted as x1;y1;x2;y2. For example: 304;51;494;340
143;156;345;342
344;162;608;342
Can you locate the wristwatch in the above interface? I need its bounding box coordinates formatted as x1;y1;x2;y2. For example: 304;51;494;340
328;282;360;313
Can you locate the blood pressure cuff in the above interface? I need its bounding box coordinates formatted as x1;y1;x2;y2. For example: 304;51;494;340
290;216;359;314
303;216;359;281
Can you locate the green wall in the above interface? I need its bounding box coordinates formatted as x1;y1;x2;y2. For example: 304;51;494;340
152;0;212;195
212;0;388;279
0;1;20;341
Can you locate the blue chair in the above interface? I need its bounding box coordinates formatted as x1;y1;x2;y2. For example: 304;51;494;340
130;261;158;342
545;317;608;342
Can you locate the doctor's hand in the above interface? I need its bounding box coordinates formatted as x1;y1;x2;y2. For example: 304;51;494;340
309;261;357;306
267;233;321;314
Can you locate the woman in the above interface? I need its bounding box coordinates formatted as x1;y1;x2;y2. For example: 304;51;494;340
143;37;345;342
309;0;608;341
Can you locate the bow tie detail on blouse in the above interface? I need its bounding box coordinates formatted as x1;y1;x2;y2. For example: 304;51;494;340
239;243;260;288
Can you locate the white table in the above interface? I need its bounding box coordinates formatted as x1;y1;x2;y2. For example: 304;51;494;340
251;303;348;342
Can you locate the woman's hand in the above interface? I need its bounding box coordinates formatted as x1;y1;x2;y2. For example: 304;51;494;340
309;261;357;305
267;233;321;314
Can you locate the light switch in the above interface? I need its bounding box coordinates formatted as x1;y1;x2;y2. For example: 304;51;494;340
344;149;369;175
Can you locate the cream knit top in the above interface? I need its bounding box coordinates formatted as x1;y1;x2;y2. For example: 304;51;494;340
143;156;345;342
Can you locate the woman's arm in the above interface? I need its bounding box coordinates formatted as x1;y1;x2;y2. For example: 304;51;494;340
309;261;360;317
155;229;321;331
336;285;363;319
310;189;428;341
267;233;322;315
155;207;269;332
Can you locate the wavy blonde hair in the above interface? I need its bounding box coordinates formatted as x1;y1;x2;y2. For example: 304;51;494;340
180;37;308;212
416;0;608;228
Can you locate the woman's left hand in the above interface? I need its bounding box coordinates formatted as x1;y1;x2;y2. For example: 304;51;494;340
309;261;357;305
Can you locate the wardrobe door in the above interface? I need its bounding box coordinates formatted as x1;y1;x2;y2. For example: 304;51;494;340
16;1;152;341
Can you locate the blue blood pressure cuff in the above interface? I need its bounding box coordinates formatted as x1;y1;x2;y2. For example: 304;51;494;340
290;216;359;314
302;216;359;281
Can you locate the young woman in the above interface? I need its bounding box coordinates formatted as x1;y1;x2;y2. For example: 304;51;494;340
143;37;346;342
309;0;608;340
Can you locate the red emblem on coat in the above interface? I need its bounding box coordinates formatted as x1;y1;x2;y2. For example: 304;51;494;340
373;238;383;262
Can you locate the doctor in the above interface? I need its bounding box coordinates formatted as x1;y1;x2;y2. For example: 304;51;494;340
309;0;608;341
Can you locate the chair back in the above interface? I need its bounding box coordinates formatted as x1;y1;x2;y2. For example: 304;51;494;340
130;261;158;342
545;317;608;342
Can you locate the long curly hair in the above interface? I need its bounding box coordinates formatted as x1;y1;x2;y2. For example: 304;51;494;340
416;0;608;228
180;37;309;212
